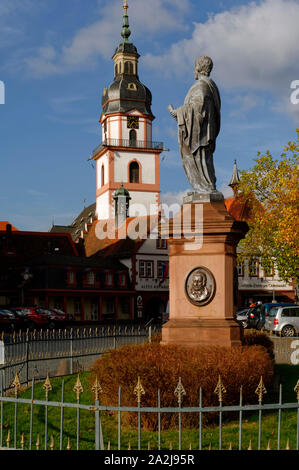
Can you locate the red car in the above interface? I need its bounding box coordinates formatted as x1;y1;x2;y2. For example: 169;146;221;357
47;308;73;328
13;307;50;330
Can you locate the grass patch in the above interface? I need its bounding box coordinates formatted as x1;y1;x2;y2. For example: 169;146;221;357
0;365;298;451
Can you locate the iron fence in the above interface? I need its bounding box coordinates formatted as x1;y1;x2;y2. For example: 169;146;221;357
0;373;299;451
0;324;161;393
93;138;164;156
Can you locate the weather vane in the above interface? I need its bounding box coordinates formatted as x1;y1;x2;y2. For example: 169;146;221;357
123;0;128;14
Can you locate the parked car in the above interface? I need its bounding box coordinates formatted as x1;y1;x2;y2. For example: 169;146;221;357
237;303;296;330
2;308;25;331
236;308;251;328
12;307;50;330
250;303;295;330
43;308;72;329
0;309;16;332
264;305;299;337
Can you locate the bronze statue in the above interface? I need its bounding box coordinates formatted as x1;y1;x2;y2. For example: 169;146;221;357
169;56;221;194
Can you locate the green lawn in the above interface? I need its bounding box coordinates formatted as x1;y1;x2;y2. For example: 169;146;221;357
0;364;298;451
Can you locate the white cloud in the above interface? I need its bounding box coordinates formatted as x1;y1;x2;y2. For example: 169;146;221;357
144;0;299;94
161;189;190;211
24;0;191;77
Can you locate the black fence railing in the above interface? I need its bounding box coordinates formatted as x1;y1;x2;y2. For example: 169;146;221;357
0;324;161;392
93;138;164;155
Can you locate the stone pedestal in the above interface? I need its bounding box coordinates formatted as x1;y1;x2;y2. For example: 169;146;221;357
161;196;248;348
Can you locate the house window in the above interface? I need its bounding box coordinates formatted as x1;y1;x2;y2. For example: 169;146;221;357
88;271;95;285
146;262;153;278
156;238;168;249
158;261;169;279
139;261;154;278
129;160;140;183
249;259;259;277
237;262;244;277
263;263;275;277
139;261;146;278
119;274;127;287
74;301;81;315
106;273;114;287
106;299;114;314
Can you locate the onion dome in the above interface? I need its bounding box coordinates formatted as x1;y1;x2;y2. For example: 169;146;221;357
101;1;154;118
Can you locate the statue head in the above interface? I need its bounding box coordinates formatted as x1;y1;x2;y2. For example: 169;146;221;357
194;56;213;79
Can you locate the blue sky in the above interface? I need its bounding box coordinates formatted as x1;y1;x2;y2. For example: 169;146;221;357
0;0;298;231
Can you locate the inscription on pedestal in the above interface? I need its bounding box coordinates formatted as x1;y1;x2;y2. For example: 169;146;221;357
185;267;216;307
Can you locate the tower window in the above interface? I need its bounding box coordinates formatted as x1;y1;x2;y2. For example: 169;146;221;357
101;165;105;187
129;161;140;183
115;63;118;76
124;61;134;74
129;129;137;147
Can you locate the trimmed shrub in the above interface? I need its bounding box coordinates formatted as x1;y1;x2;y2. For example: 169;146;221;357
91;342;274;431
243;330;275;360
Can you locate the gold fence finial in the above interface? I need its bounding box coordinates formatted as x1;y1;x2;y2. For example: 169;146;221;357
12;372;21;397
43;373;52;399
92;376;103;401
294;379;299;401
6;430;10;448
174;377;186;405
214;375;226;403
21;433;25;450
134;376;145;404
255;376;267;403
73;374;84;401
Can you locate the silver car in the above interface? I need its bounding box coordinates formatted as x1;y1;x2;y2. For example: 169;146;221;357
264;305;299;337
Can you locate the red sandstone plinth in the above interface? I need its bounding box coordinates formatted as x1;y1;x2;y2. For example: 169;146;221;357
161;198;248;348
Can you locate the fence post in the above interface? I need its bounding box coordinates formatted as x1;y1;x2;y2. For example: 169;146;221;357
70;329;73;375
26;333;29;386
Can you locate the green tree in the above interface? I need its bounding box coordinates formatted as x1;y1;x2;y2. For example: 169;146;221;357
237;129;299;285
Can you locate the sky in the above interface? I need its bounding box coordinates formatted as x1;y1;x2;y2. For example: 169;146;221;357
0;0;298;231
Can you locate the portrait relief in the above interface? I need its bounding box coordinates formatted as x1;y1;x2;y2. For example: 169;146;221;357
185;267;216;306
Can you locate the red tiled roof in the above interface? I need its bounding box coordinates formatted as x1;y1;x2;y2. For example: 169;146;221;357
0;222;19;231
224;196;251;221
85;214;161;258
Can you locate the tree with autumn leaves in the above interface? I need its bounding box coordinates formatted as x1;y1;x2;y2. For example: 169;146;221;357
236;129;299;286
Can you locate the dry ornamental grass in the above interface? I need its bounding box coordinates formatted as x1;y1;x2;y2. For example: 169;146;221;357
91;333;274;431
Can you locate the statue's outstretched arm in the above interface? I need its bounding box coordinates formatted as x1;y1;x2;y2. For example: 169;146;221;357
168;104;178;121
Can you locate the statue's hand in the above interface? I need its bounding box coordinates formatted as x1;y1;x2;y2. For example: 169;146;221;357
168;104;177;121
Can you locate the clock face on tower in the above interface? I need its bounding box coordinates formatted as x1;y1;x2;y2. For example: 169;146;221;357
127;116;139;129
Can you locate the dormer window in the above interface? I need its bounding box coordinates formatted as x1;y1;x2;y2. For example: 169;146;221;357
128;83;137;91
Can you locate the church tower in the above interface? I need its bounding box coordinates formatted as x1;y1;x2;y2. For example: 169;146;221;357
93;1;164;221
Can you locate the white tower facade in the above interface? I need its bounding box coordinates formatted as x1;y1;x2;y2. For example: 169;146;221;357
93;4;163;221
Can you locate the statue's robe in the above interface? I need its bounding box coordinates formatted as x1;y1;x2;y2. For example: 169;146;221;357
176;74;221;192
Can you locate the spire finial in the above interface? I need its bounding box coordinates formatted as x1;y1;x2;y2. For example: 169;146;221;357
121;0;131;43
229;160;240;196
